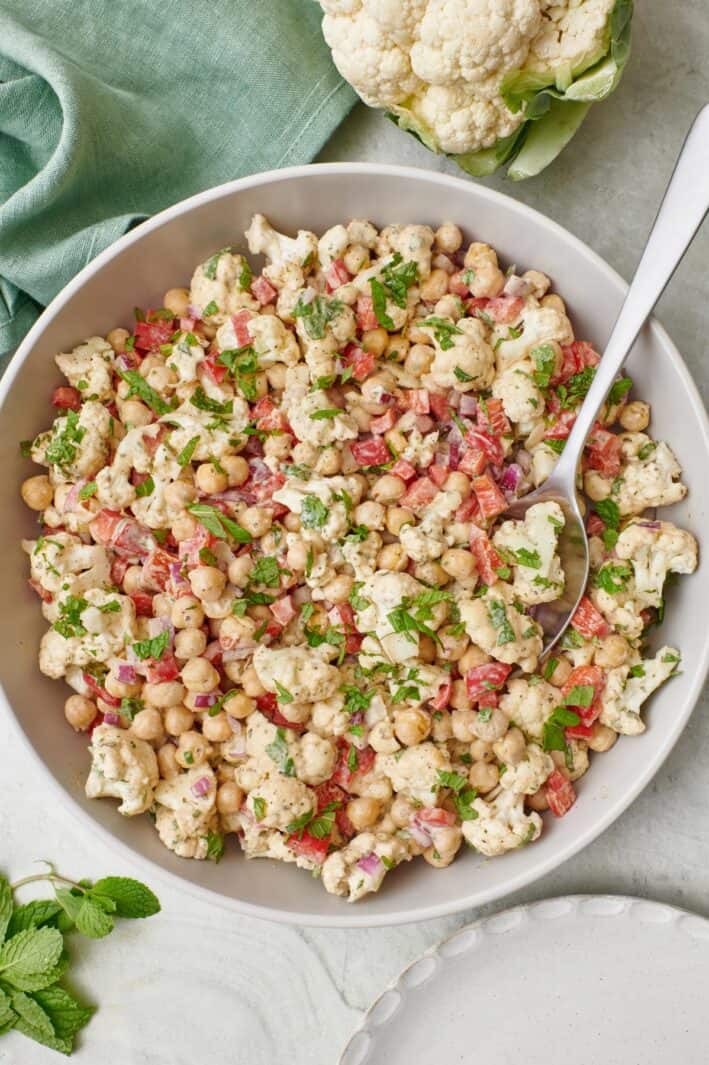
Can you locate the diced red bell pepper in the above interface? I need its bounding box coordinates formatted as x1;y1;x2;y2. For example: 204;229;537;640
355;295;378;332
335;603;363;654
270;595;296;627
110;557;130;587
584;425;623;477
202;351;228;386
546;770;577;818
90;510;154;561
401;476;438;511
417;807;457;827
252;396;290;434
571;596;610;639
565;722;595;740
428;463;449;487
145;653;180;685
82;672;121;708
351;437;391;468
465;662;512;703
52;386;81;411
390;458;417;482
472;473;508;520
342;344;376;382
469;525;505;585
485;296;524;324
231;310;253;347
429;392;452;421
178;525;217;568
142;548;175;591
449;271;472;297
140;425;169;458
544;409;577;443
401;389;430;414
553;341;600;386
458;448;488;478
287;830;330;864
369;409;398;434
465;428;504;466
455;495;481;523
251;275;278;306
325;259;351;292
28;578;53;604
431;680;452;711
478;398;511;437
134;320;174;352
129;592;154;617
256;692;307;733
332;742;376;792
561;665;606;728
586;513;605;537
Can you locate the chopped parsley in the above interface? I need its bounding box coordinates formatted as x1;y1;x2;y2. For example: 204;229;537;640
217;346;260;401
135;475;154;498
52;596;88;639
309;408;342;421
203;300;219;317
132;630;170;661
189;387;233;415
44;409;87;469
300;495;329;529
292;295;344;340
119;370;173;416
274;681;294;704
252;796;267;821
78;481;97;500
250;556;281;588
607;376;633;407
369;277;396;330
487;598;516;646
187;502;252;543
422;316;463;351
542;706;580;752
238;260;253;291
511;547;541;569
453;366;474;383
594;498;621;551
563;685;595;708
594;562;632;595
531;343;557;389
206;831;225;863
379;254;419;308
265;727;295;776
176;435;200;468
203;246;232;281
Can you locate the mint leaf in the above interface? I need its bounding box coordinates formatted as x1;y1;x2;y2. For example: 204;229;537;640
369;278;396;330
90;878;160;919
0;927;64;990
119;370;173;416
0;878;12;944
33;986;94;1042
132;630;170;662
74;897;114;939
10;990;54;1039
7;900;62;938
188;502;252;543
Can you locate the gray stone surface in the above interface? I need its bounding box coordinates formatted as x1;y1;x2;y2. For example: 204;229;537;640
3;5;708;1059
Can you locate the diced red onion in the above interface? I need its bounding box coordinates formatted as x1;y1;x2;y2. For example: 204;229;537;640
115;353;132;372
409;818;433;848
221;645;255;662
500;463;523;496
193;691;220;709
148;615;174;640
117;663;137;685
168;561;191;593
503;274;531;298
447;389;461;410
204;640;223;664
637;520;661;530
516;448;532;474
180;316;197;331
63;482;82;513
458;394;478;418
190;776;212;798
415;414;434;433
187;304;201;319
103;712;122;727
448;438;461;470
356;852;384;877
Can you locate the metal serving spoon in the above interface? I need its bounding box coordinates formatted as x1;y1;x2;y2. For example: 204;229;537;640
506;104;709;656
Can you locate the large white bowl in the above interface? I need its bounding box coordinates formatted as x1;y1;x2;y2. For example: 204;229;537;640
1;164;707;927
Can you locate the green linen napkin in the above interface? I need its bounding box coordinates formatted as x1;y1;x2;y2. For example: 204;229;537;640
0;0;355;358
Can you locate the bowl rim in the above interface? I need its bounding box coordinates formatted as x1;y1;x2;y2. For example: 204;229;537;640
2;161;708;927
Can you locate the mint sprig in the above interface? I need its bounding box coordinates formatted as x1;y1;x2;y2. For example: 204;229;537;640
0;864;159;1054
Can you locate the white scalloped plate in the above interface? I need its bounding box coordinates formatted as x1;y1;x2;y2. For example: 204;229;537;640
341;895;709;1064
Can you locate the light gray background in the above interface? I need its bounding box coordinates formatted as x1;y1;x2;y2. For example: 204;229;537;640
2;1;708;1061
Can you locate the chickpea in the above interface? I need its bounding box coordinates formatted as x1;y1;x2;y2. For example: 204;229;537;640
266;363;287;391
160;287;189;316
64;694;97;732
121;399;152;427
384;428;408;454
131;707;163;742
423;826;462;868
176;729;210;768
322;573;353;604
104;672;141;699
286;541;309;571
407;324;433;346
240;506;272;538
171;596;204;629
217;781;244;815
541;293;566;314
393;707;431;747
354;500;385;530
228;555;252;588
493;726;526;765
164;705;195;736
459;645;491;673
181;656;220;693
595;634;629;669
441;548;475;581
527;788;549;812
222;691;256;719
152;593;173;619
471;707;509;742
435;222;463;254
522;270;551;299
174;627;207;659
419;268;449;303
368;719;399;754
241;666;265;698
315;447;341;476
405;343;435;376
377;543;408;572
545;656;572;687
220;454;249;486
361;327;389;357
189;565;226;602
414;561;449;587
145;365;177;394
451;709;477;742
386;506;414;536
438;626;469;662
292;442;318;466
470;739;494;763
143;680;186;708
469;761;499;793
157;743;180;780
219;614;256;648
202;710;232;742
122;565;144;595
372;477;407;509
346;797;381;832
432;709;453;742
343;243;369;274
385;334;409;362
195;461;228;494
106;327;130;352
443;470;471;498
171;512;198;542
619;400;650;432
587;722;618;753
21;475;53;511
349;406;371;433
265;434;293;461
433;295;462;320
390;795;416;828
418;634;437;663
449;679;469;711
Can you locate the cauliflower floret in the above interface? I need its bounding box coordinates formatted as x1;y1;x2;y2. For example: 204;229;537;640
341;530;382;582
499;743;554;794
85;724;158;816
216;311;300;369
378;742;451;805
493;500;565;605
283;387;357;447
603;435;688;516
245;770;315;832
318;224;349;269
492;358;546;425
399;427;439;469
94;424;186;528
529;439;559;487
273;471;363;543
377;224;434;279
600;646;681;735
287;298;357;380
157;394;250;462
422;316;495;392
293;732;338;786
154;767;218;858
399;488;461;562
309;692;351;739
499;676;563;741
252;645;340;704
356;571;426;663
462;788;542;856
614;521;697;606
55;337;114;401
159;331;206;387
411;83;524;154
31;401;113;483
39;588;136;679
23;532;111;599
190;248;258;320
245;214;318;292
494;304;574;371
460;581;543;672
322;831;410;902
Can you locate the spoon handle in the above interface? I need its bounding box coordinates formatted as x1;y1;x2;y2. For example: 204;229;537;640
551;103;709;488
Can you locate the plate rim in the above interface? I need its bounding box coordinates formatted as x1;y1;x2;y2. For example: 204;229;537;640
2;161;708;927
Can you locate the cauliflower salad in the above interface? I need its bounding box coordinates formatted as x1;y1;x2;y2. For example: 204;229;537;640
20;214;697;902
